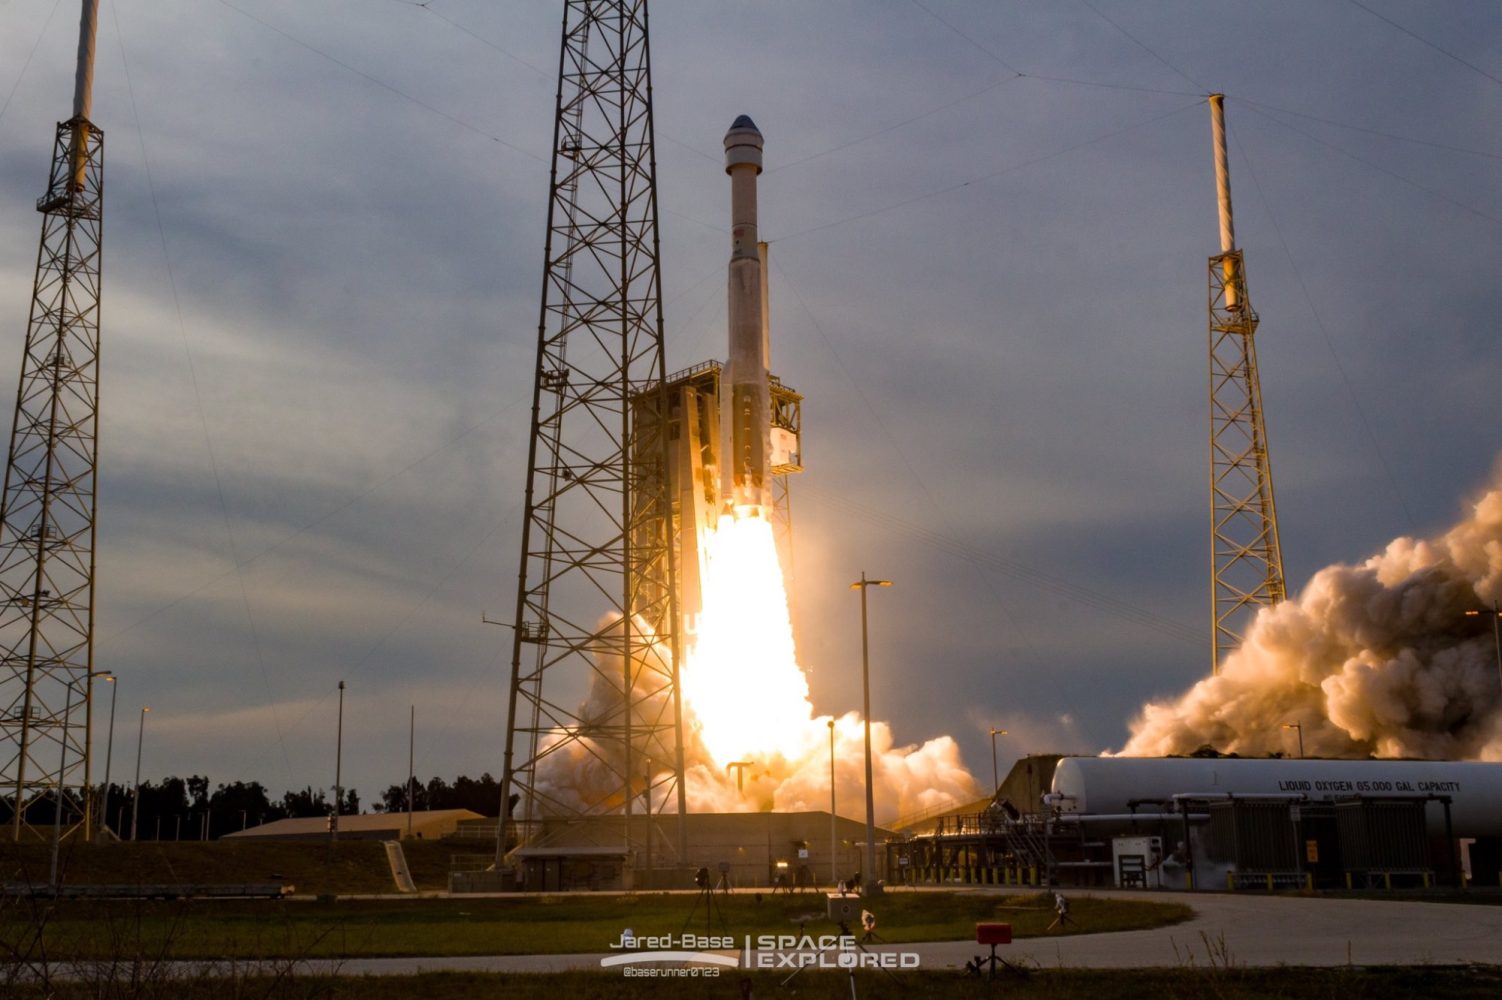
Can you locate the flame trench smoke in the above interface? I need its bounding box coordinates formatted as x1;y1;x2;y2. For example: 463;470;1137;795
535;515;977;822
1123;472;1502;760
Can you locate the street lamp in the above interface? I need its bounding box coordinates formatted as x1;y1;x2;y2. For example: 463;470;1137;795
130;706;149;841
95;672;116;842
1464;602;1502;690
827;718;837;886
989;727;1008;792
333;680;345;843
851;572;891;896
50;680;78;888
1281;722;1304;759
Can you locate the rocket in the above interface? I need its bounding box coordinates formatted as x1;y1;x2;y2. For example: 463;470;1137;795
722;115;772;516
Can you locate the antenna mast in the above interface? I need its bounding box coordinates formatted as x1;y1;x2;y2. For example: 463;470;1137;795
1;0;106;841
1207;93;1285;675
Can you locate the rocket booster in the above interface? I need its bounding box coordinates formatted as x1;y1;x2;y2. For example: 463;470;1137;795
722;115;772;516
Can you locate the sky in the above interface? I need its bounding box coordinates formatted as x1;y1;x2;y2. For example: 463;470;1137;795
0;0;1499;808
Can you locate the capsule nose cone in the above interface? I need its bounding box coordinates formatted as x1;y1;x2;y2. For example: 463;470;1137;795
724;114;764;173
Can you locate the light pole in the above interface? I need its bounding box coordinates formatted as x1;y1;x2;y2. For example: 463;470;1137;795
98;673;116;841
407;703;415;839
50;680;76;888
1281;722;1304;758
130;706;149;841
827;718;837;886
333;680;345;843
988;727;1008;792
1464;602;1502;690
851;572;891;896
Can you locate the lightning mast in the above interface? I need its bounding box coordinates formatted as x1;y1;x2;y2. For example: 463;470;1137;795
500;0;686;873
1207;93;1285;674
1;0;105;841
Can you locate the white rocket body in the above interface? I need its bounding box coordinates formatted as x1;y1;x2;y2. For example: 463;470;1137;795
722;116;772;516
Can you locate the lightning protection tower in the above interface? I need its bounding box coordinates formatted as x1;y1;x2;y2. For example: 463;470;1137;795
500;0;687;876
1;0;105;841
1206;94;1285;674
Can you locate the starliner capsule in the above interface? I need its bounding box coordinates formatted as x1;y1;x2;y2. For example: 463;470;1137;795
721;115;773;517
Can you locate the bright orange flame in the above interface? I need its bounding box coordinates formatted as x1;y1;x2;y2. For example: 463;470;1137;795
682;513;815;766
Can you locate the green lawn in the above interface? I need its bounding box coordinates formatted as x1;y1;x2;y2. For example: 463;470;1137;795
0;892;1191;961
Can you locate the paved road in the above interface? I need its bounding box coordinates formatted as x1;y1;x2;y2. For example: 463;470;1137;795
305;890;1502;976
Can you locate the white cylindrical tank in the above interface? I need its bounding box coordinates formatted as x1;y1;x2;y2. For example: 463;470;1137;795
1051;757;1502;838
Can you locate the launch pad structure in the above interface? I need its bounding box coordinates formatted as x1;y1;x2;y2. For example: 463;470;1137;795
0;0;105;843
641;352;804;643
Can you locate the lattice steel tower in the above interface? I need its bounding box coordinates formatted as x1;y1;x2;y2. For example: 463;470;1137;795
1;0;105;840
500;0;686;870
1207;93;1285;674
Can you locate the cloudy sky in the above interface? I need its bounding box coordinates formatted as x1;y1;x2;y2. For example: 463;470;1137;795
0;0;1499;805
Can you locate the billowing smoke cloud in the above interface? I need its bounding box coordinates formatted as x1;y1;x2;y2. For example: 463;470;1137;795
529;514;979;824
530;636;978;825
1122;472;1502;760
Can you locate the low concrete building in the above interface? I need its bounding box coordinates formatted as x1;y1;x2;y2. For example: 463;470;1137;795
224;808;484;842
502;811;894;892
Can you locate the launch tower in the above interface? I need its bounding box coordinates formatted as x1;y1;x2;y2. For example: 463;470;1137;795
500;0;688;870
0;0;105;842
0;0;105;841
1206;94;1285;674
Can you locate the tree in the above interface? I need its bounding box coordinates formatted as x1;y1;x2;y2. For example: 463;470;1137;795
208;780;273;837
377;773;504;816
277;786;329;819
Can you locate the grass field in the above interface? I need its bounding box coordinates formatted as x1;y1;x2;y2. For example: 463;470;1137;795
0;838;474;894
8;967;1502;999
0;891;1191;960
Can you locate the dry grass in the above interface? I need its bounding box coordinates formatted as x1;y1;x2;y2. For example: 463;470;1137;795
0;838;396;895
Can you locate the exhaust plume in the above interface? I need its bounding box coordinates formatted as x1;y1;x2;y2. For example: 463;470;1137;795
532;515;978;823
1122;471;1502;759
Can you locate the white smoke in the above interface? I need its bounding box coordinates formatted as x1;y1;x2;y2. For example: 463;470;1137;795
1122;472;1502;760
530;632;979;825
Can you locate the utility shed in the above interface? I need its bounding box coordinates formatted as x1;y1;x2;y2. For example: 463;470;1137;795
224;809;484;842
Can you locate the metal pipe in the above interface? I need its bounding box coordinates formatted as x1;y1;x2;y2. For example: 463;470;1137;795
1052;812;1210;823
68;0;101;192
1209;94;1234;253
1171;792;1309;801
72;0;100;120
